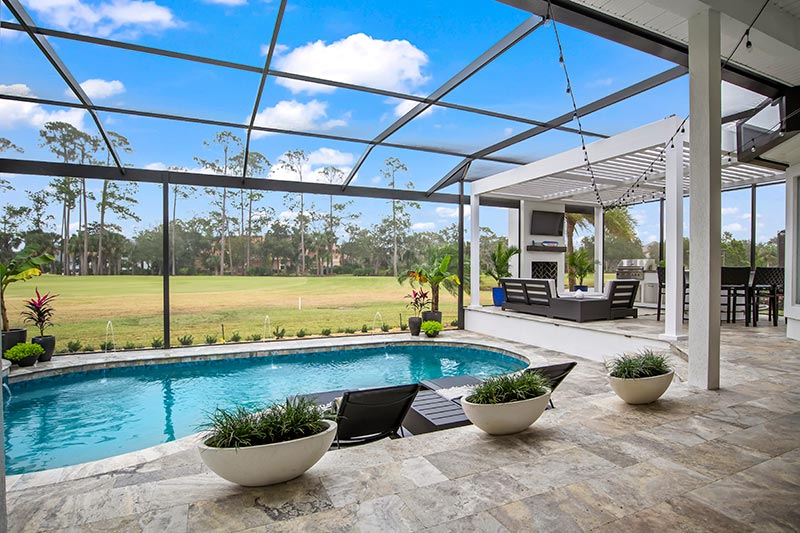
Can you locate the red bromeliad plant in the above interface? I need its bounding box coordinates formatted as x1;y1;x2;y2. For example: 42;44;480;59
405;289;430;317
21;288;58;337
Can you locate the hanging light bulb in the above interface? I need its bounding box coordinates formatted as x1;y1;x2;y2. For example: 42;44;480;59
745;30;752;51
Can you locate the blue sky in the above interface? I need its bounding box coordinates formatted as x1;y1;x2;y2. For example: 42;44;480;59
0;0;787;245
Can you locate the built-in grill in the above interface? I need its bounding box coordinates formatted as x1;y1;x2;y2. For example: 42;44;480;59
615;259;656;281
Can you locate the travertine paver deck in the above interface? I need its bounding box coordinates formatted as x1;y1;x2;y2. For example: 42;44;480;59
5;318;800;532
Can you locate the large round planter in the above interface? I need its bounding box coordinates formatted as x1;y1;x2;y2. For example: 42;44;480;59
198;420;337;486
421;310;442;324
608;371;674;405
32;336;56;362
2;328;27;353
492;287;505;306
462;392;551;436
408;317;422;337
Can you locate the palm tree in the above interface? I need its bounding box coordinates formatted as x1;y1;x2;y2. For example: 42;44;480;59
565;208;636;288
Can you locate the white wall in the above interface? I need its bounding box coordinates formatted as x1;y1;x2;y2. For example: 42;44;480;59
785;166;800;340
520;201;566;287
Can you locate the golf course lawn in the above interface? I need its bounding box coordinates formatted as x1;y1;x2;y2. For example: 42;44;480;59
4;275;496;352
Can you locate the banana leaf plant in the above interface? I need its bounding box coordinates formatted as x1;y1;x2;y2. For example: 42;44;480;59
484;241;521;287
402;255;460;312
1;247;55;331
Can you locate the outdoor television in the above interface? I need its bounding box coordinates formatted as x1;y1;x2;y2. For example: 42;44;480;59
530;210;564;236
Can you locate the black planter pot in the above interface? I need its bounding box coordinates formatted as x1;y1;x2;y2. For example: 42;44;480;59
2;328;27;353
15;353;38;367
421;311;442;324
33;336;56;361
408;317;422;336
424;330;440;338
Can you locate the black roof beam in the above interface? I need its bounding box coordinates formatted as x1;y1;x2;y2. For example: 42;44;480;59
426;65;688;195
340;16;544;191
0;93;528;165
499;0;787;98
2;0;125;173
0;158;520;208
0;21;606;140
242;0;287;180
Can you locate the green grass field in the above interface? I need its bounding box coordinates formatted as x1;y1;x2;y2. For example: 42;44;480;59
4;275;498;351
4;272;615;352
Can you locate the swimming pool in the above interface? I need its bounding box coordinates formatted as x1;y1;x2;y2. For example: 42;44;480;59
3;343;526;475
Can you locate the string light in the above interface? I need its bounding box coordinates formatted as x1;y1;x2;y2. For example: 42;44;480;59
545;0;769;209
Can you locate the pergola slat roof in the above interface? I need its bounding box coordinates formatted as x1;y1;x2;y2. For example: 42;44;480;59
473;117;785;206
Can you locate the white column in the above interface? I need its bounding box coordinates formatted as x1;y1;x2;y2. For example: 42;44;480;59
470;192;481;307
594;206;604;292
662;127;688;340
508;208;520;277
688;8;722;390
785;166;800;340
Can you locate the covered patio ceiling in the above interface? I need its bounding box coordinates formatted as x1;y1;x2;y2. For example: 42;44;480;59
471;116;786;206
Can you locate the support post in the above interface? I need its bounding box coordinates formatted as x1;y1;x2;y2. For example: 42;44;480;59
662;126;687;341
163;177;171;349
457;179;465;328
594;206;604;292
688;8;721;389
658;198;665;262
470;192;481;307
750;185;757;268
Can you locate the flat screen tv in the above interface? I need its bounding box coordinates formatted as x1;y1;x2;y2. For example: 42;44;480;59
530;210;564;236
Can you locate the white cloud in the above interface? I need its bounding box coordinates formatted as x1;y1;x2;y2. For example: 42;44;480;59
274;33;429;95
503;127;513;136
0;83;86;130
435;205;471;220
412;222;435;231
26;0;178;38
723;222;744;232
587;77;614;88
307;147;353;167
204;0;246;5
268;147;355;184
144;162;167;170
722;206;739;216
370;175;382;185
74;79;125;99
251;99;347;139
278;210;297;221
390;97;434;119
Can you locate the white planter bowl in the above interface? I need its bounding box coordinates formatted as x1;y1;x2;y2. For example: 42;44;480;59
462;392;551;435
198;419;337;486
608;370;674;404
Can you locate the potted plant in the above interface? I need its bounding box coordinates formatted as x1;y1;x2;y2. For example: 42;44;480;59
198;397;336;487
21;288;57;361
405;289;430;336
606;349;674;404
1;247;55;353
403;255;460;323
462;371;551;435
484;241;521;306
567;249;594;291
3;342;44;367
421;320;443;338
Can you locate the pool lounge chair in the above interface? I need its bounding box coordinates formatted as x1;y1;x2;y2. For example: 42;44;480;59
525;361;577;408
333;383;420;447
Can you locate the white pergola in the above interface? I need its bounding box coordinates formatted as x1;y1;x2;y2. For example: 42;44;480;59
468;114;790;388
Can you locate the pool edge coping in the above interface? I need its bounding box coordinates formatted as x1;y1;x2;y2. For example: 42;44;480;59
5;332;536;489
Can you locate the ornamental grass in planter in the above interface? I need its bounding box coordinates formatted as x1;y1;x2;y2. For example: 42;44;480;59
462;371;551;435
198;397;336;486
606;349;674;405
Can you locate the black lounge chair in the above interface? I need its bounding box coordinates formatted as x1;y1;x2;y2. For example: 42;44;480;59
333;383;420;447
604;279;639;319
501;278;557;317
524;361;577;408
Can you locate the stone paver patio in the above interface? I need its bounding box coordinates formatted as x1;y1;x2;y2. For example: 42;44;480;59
5;317;800;532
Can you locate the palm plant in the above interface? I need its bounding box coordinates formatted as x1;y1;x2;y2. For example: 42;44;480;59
567;249;595;288
484;241;521;287
1;247;55;331
402;255;460;312
565;209;636;288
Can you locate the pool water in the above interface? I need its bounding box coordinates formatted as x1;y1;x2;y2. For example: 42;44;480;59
3;344;526;475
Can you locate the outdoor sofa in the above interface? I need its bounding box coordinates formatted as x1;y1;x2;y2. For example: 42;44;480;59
500;278;639;322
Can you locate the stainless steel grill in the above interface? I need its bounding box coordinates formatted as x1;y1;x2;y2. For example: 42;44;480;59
615;259;656;281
